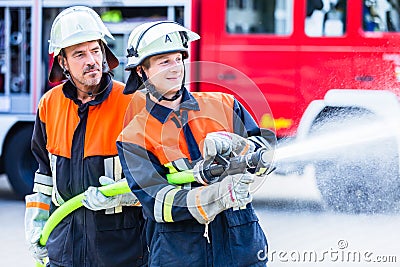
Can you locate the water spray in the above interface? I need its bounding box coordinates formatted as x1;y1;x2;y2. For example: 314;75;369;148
272;119;400;163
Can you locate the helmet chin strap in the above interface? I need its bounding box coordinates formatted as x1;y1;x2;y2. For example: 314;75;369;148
140;65;185;102
60;54;79;90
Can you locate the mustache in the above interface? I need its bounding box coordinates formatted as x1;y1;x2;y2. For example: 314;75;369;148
83;64;100;73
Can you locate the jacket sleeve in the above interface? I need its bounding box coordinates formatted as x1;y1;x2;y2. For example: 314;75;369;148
25;110;52;246
232;98;276;148
233;99;276;175
31;111;53;196
117;141;195;223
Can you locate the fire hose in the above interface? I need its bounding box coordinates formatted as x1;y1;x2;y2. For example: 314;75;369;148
35;148;272;266
166;148;273;185
35;183;131;267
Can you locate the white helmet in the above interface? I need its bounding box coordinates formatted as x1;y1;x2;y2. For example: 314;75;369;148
125;21;200;70
123;21;199;95
48;6;119;82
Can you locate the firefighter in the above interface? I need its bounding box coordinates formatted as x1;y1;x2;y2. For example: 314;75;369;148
24;6;147;267
117;21;276;266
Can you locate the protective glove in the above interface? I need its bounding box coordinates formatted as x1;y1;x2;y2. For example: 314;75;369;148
82;177;140;211
29;239;48;265
187;172;255;224
203;131;255;162
25;193;50;265
218;172;254;209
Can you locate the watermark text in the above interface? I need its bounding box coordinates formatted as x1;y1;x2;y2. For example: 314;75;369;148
257;240;397;264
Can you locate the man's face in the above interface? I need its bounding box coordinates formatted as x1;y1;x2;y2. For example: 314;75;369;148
141;52;184;99
60;40;103;89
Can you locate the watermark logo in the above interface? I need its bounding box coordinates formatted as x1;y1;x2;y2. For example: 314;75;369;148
257;240;398;264
337;239;348;250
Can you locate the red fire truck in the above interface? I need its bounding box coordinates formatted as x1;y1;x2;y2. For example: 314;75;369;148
1;0;399;212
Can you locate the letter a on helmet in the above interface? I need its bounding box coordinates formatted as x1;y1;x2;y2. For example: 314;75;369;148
165;34;172;43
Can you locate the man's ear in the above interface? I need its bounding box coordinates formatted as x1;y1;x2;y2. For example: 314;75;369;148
58;55;68;71
136;66;143;77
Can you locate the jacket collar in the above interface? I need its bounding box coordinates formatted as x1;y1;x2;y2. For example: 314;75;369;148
146;88;200;124
62;74;113;106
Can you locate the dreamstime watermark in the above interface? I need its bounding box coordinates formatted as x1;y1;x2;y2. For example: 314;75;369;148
257;240;398;264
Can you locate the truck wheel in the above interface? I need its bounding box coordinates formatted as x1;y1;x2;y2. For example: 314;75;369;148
315;160;397;213
4;125;37;198
311;108;399;213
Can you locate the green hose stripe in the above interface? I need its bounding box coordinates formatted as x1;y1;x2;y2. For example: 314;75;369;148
39;181;131;246
166;170;195;184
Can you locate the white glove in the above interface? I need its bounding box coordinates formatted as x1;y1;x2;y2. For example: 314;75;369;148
82;177;139;211
218;172;254;209
187;172;255;224
25;193;49;265
203;132;255;162
28;237;48;265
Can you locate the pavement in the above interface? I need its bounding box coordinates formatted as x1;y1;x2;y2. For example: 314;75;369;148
0;175;37;266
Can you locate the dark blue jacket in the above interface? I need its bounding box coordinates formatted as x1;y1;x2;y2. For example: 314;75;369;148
32;75;147;267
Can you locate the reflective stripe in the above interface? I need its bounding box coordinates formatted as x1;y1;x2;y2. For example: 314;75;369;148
49;153;65;207
154;185;176;223
33;183;53;196
195;187;209;221
48;152;55;173
160;159;192;221
182;183;191;190
26;201;50;211
248;136;272;150
172;158;191;171
34;173;53;186
104;156;116;178
163;188;180;222
105;156;124;214
256;167;267;176
33;173;53;196
114;157;123;181
248;137;273;176
113;157;123;213
233;206;247;211
104;156;123;180
240;142;251;155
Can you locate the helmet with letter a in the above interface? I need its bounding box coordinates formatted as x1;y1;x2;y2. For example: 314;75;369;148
48;6;119;82
123;21;200;94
